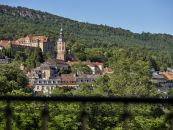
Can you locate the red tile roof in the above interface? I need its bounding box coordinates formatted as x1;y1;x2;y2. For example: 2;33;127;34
16;36;47;41
0;40;8;43
0;40;17;44
164;74;173;80
104;68;112;74
94;63;103;65
27;83;33;87
61;77;76;82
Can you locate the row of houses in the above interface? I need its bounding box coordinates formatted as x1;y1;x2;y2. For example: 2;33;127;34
28;73;101;94
151;68;173;96
22;58;106;83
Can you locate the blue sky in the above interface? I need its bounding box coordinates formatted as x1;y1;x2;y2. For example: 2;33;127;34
1;0;173;35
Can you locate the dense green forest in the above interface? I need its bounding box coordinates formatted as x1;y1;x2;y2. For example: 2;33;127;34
0;5;173;71
0;4;173;53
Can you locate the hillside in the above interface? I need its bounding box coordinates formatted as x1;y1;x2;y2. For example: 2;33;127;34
0;4;173;53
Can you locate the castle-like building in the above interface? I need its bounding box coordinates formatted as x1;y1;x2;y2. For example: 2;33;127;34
16;36;54;56
0;36;54;56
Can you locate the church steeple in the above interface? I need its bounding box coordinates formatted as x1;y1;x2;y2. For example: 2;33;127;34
57;24;66;42
59;23;64;38
57;24;66;61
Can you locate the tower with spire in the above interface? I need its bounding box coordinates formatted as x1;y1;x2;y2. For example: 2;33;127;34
57;24;66;61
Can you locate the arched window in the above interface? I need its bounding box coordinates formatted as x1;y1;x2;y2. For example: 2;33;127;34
62;46;64;50
59;46;61;50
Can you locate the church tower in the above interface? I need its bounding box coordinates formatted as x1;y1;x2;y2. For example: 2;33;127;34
57;25;66;61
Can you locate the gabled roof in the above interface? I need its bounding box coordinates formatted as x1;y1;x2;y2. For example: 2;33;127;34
40;62;56;70
164;74;173;80
16;36;47;41
45;58;68;66
65;54;78;62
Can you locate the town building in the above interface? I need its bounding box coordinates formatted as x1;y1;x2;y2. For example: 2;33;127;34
76;74;100;88
66;61;101;74
16;36;54;56
40;62;56;79
0;36;54;56
60;74;77;89
0;52;8;63
28;73;102;94
94;63;104;73
103;67;113;74
31;79;61;94
151;73;173;96
44;58;69;71
27;67;42;83
0;40;36;52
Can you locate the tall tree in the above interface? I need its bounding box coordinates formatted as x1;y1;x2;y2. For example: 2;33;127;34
46;51;54;59
71;62;91;74
0;64;32;94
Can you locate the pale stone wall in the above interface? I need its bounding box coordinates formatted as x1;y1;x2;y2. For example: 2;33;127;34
18;36;54;57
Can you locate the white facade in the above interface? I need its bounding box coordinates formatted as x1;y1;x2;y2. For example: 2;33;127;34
32;79;61;93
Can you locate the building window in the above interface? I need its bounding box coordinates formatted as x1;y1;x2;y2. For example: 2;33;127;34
37;86;39;90
42;86;45;91
59;46;61;50
62;46;64;50
51;86;53;91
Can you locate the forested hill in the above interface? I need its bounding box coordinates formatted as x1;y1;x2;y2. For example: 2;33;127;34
0;4;173;53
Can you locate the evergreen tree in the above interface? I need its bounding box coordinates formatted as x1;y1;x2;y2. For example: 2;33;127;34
46;51;54;59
